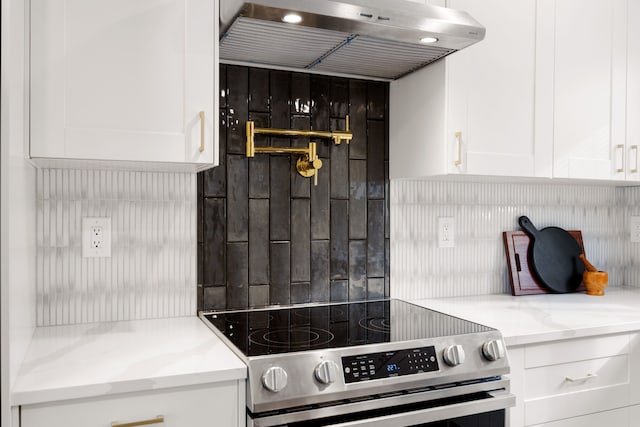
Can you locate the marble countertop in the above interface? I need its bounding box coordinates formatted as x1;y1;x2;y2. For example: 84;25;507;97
11;316;246;406
412;287;640;347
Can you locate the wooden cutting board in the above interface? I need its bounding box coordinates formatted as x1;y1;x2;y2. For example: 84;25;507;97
503;230;586;296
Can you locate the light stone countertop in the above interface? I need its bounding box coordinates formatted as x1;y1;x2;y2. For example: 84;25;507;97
11;316;246;406
411;287;640;347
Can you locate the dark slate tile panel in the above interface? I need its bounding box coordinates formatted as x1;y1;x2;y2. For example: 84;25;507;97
249;68;270;113
249;199;269;285
367;80;387;120
291;283;310;304
291;199;310;282
203;198;225;285
330;200;348;280
219;64;227;109
203;286;226;311
226;242;248;309
349;159;367;239
227;155;249;242
249;112;270;148
367;200;385;278
227;66;249;154
195;66;390;312
270;156;291;241
270;242;291;305
367;120;385;199
311;157;330;240
330;280;349;302
349;80;367;160
291;73;311;115
311;240;330;302
349;240;367;301
311;75;331;158
330;137;349;200
203;109;227;197
249;285;270;308
330;77;349;118
367;278;385;300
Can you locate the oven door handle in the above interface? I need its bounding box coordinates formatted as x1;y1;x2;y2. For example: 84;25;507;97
325;390;515;427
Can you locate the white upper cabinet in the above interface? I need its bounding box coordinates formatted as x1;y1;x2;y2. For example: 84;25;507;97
30;0;218;172
627;0;640;181
540;0;629;180
390;0;542;179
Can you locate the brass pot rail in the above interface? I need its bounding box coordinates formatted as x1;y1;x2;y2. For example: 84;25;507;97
245;116;352;185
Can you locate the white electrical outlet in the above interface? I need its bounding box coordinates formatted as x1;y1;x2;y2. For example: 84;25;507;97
438;217;455;248
82;217;111;258
631;216;640;243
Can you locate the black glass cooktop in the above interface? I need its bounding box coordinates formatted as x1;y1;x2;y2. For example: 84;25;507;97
202;299;493;357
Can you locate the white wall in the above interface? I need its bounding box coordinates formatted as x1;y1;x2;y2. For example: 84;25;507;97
390;180;627;300
1;0;37;424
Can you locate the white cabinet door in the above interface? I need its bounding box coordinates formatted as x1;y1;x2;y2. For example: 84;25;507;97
548;0;627;180
21;382;243;427
627;0;640;181
389;0;542;179
446;0;539;177
30;0;218;171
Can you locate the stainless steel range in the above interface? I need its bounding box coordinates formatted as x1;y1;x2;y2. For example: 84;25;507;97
200;299;514;427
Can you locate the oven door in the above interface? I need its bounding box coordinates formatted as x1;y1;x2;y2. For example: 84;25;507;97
247;379;514;427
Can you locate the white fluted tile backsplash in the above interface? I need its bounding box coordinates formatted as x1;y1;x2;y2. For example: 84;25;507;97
390;180;634;300
36;169;196;326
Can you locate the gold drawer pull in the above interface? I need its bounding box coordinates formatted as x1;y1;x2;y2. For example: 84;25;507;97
565;373;597;382
112;415;164;427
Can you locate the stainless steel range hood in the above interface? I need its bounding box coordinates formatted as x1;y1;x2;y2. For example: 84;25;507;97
219;0;485;80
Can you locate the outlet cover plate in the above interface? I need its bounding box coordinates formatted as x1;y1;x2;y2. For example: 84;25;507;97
82;217;111;258
438;216;455;248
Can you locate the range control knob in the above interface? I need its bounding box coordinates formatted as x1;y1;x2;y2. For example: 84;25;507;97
443;345;466;366
315;360;339;385
262;366;288;392
482;339;506;361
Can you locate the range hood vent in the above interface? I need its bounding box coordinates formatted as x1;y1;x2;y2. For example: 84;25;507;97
219;0;485;80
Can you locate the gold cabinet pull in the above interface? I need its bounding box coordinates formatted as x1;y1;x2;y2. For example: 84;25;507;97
616;144;624;173
112;416;164;427
199;111;205;153
631;145;639;173
454;131;462;166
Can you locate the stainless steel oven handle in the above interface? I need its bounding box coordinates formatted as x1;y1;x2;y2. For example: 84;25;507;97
324;390;515;427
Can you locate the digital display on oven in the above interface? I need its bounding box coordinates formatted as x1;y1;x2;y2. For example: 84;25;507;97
341;346;439;383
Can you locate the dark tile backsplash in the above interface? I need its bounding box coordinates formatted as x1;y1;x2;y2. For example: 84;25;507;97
197;65;390;311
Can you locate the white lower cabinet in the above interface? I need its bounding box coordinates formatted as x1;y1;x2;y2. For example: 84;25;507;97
20;381;244;427
507;333;640;427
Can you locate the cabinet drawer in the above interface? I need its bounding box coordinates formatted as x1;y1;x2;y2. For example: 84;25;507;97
21;382;241;427
525;333;629;368
523;335;632;425
529;406;629;427
525;354;628;399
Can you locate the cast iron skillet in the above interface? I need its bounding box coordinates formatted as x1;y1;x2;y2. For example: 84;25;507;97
518;216;585;293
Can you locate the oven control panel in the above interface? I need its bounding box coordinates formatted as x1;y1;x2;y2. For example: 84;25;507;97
341;346;439;383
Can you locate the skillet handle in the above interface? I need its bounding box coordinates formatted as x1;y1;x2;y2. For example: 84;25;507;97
518;216;538;239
